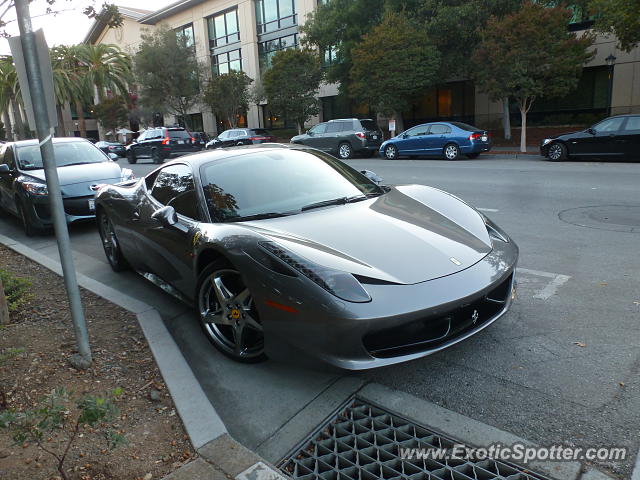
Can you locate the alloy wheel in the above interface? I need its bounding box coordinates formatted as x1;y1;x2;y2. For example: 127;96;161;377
548;144;563;161
198;268;264;360
338;143;352;159
384;145;397;160
444;144;459;160
99;213;118;266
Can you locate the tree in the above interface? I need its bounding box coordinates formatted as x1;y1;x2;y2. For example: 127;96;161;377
263;49;322;134
589;0;640;52
79;43;133;103
134;26;202;130
349;12;440;131
203;71;252;129
472;2;594;152
92;96;128;136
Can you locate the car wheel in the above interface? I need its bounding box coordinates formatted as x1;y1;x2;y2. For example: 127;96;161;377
236;141;245;146
466;153;480;159
547;142;567;161
338;142;352;159
152;149;163;164
197;261;267;363
16;200;39;237
126;151;137;164
444;143;460;160
384;144;398;160
97;210;129;272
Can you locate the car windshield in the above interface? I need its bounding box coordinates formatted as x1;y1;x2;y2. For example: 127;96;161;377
16;142;107;170
200;149;385;222
251;129;271;136
450;122;481;131
359;120;378;131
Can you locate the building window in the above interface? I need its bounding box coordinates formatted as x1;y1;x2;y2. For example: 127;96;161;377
175;23;195;48
177;113;204;132
212;49;242;75
255;0;296;35
258;34;298;71
208;9;240;48
322;46;338;67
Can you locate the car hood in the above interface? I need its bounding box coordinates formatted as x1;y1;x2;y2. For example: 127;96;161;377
21;161;121;186
244;185;492;285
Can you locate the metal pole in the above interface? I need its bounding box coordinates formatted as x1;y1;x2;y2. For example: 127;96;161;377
607;64;614;117
14;0;92;368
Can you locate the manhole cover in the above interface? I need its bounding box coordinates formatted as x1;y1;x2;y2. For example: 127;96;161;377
559;205;640;233
280;399;551;480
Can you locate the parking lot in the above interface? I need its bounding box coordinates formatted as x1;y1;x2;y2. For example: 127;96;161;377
1;153;638;477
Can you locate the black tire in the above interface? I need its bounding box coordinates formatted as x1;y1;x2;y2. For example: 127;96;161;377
384;144;398;160
547;142;567;161
444;143;460;160
16;200;39;237
151;149;163;164
196;260;267;363
126;150;137;164
337;142;352;159
236;141;245;146
97;210;129;272
466;153;480;159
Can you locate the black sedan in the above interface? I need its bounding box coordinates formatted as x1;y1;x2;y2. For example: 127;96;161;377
541;114;640;161
95;144;518;369
95;141;126;158
205;128;276;149
0;138;134;236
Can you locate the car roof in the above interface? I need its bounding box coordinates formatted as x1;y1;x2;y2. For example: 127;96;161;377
8;137;94;147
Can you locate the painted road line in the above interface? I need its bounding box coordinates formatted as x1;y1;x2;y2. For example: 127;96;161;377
517;268;572;300
478;207;499;212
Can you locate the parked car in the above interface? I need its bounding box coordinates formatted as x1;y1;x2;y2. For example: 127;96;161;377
192;132;209;149
95;141;126;158
95;144;518;369
0;138;134;236
126;126;200;164
379;122;492;160
290;118;383;159
205;128;276;149
541;114;640;161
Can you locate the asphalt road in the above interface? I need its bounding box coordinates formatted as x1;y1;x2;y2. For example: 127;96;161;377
1;153;638;477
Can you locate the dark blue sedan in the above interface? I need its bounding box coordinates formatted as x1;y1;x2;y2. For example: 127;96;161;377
379;122;492;160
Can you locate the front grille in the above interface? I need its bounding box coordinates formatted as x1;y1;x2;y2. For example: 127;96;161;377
281;399;550;480
363;273;513;358
63;196;95;216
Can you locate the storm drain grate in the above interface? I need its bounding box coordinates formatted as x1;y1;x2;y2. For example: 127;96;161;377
280;399;551;480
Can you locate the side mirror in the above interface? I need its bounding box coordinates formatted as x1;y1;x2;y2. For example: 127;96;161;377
587;127;596;135
401;133;408;139
307;130;313;136
0;164;11;175
151;205;178;228
360;169;383;185
108;153;119;161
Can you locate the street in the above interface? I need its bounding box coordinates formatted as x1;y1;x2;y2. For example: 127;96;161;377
1;153;638;477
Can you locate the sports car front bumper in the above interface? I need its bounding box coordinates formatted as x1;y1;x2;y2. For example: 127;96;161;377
247;237;518;370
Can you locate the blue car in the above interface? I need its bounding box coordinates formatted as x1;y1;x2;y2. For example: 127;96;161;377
379;122;492;160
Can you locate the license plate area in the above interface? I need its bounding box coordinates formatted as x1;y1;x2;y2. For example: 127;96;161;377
88;199;95;211
481;135;488;142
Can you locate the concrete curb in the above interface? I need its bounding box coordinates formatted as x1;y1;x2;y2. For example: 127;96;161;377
358;383;614;480
0;232;226;450
631;446;640;480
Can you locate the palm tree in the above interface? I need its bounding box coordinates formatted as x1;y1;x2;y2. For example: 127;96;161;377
0;57;15;139
50;46;75;136
79;44;133;103
0;56;27;140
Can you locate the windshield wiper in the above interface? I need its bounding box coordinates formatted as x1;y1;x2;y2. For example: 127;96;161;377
301;194;379;212
62;162;95;167
226;211;298;222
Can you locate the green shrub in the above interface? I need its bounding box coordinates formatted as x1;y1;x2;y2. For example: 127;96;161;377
0;269;32;312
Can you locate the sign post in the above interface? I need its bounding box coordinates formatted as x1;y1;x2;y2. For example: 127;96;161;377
389;119;396;138
11;0;92;369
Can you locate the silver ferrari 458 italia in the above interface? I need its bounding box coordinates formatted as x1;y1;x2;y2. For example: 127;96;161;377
96;144;518;369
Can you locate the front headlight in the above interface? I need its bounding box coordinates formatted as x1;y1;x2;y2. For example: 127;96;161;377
542;138;552;146
121;168;135;181
259;241;371;303
21;181;48;196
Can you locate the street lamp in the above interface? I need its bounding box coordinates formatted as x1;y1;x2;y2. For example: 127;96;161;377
605;54;616;117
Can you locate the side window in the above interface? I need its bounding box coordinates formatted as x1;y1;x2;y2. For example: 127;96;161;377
404;126;423;137
137;132;146;142
3;147;15;169
595;118;624;132
623;117;640;131
430;124;452;135
218;131;229;140
309;123;327;134
326;122;345;133
150;164;199;219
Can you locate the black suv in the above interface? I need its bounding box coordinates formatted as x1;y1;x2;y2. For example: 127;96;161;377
290;118;383;159
126;127;200;164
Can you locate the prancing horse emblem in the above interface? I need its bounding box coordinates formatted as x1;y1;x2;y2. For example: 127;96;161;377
471;309;479;324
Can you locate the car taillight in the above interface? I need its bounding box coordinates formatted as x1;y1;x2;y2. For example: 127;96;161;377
355;132;366;139
161;136;170;145
248;136;268;141
191;137;196;142
469;133;483;141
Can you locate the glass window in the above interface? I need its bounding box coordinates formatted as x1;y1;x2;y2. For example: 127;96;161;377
176;23;195;48
430;124;452;135
450;122;480;132
16;141;107;170
623;117;640;131
212;48;242;76
595;117;624;132
255;0;297;34
325;122;344;133
151;164;199;219
208;9;240;48
199;149;383;222
309;123;327;134
258;34;298;71
404;126;427;137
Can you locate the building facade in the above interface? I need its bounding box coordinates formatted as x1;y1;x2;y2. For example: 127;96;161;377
82;0;640;138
